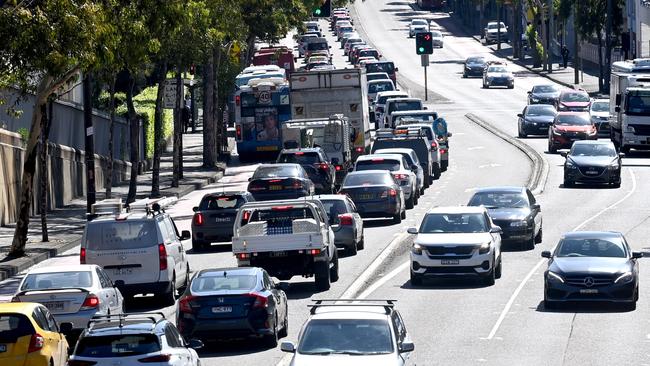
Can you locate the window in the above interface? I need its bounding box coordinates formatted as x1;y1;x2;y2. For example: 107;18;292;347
190;274;257;293
165;325;183;348
32;307;51;332
298;319;394;354
0;314;34;341
392;312;406;343
43;309;58;332
420;213;488;234
74;334;161;357
96;268;110;288
86;221;158;250
199;195;245;210
21;271;93;291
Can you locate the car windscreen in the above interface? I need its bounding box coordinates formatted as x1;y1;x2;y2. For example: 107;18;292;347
0;314;35;343
526;105;556;116
412;20;428;26
74;334;161;358
252;166;299;179
420;213;488;233
191;274;257;293
555;114;591;126
468;192;529;208
561;92;589;103
467;57;485;64
340;26;353;33
375;151;416;166
388;101;422;113
346;38;362;45
570;143;617;157
555;237;626;258
278;152;321;165
533;85;559;93
590;101;608;112
488;66;507;73
368;82;394;94
21;271;93;291
248;207;315;223
356;159;400;171
307;42;328;51
199;195;245;210
298;319;393;355
432;31;442;37
343;172;393;186
85;221;158;250
366;62;395;74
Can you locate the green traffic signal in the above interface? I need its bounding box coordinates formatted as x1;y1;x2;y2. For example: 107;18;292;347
314;9;321;15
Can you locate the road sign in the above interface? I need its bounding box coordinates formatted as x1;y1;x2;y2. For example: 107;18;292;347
163;79;186;109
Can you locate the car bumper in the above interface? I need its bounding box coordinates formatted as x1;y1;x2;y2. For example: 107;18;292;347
620;131;650;147
355;200;400;218
410;251;494;276
53;309;108;330
178;312;275;340
529;98;557;105
116;281;171;297
565;167;620;184
193;226;234;243
550;134;598;148
521;122;552;135
486;78;513;87
464;68;484;76
500;227;534;243
545;279;636;302
333;227;356;249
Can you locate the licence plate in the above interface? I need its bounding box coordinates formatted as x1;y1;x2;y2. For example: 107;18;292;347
212;306;232;313
269;185;283;191
586;171;598;175
441;259;460;265
580;289;598;294
0;344;6;353
44;301;65;311
215;217;231;222
358;194;373;200
114;268;132;276
271;251;288;257
257;146;278;152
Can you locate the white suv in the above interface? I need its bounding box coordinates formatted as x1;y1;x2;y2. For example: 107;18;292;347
407;206;503;286
81;198;191;305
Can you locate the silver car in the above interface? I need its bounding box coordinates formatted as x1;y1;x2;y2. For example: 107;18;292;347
354;154;419;208
316;194;364;256
12;264;124;332
374;148;425;195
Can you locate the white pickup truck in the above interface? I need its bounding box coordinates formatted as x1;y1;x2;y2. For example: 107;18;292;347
232;199;339;290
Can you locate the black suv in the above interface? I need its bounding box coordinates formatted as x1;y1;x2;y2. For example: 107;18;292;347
191;191;255;251
277;148;336;193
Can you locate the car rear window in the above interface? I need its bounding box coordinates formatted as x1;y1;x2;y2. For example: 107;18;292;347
561;92;590;103
21;271;93;291
85;221;158;250
74;334;161;358
307;42;328;51
248;207;315;223
356;159;400;171
320;199;349;218
368;81;394;94
0;314;34;343
366;62;395;74
278;152;321;165
252;166;299;179
343;172;393;186
389;101;422;113
199;195;245;210
191;275;257;293
377;94;407;104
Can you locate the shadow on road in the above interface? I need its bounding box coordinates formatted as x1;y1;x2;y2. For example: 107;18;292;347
401;277;489;290
197;338;277;358
534;300;635;313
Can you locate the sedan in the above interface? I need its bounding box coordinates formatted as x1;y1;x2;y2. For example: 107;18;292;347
339;170;406;223
463;56;487;78
548;112;598;153
409;19;430;37
354;154;418;208
366;72;391;82
468;186;542;250
482;63;514;89
557;89;591;112
527;84;561;105
590;98;610;137
542;231;641;310
316;194;364;255
177;267;288;347
562;140;623;188
431;30;444;48
517;104;557;137
12;265;124;335
191;191;255;251
367;79;395;104
247;164;315;201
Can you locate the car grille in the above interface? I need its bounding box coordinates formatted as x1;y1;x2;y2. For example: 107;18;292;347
426;246;475;256
423;266;476;274
629;124;650;136
565;274;613;287
578;166;606;177
561;131;586;139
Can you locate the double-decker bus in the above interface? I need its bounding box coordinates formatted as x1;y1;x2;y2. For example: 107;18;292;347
234;78;291;161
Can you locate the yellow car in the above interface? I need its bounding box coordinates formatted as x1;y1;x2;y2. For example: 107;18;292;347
0;302;69;366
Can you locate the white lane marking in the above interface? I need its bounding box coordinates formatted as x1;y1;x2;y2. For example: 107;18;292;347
358;261;410;299
479;163;502;169
464;187;477;193
486;168;637;340
467;146;485;150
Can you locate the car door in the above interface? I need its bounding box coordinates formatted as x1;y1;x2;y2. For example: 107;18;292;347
97;267;121;313
95;267;113;312
346;198;363;243
525;189;542;235
161;217;186;286
35;307;66;366
392;311;411;365
265;272;287;322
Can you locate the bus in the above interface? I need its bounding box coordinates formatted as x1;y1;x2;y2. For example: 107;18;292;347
234;78;291;161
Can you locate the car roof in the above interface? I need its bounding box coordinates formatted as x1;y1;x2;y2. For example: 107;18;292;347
257;163;300;168
391;110;434;115
560;89;588;94
311;306;391;320
367;72;390;76
377;91;408;97
347;169;391;176
561;231;623;240
27;264;99;275
474;186;525;194
572;140;614;145
386;97;421;103
358;153;404;161
557;111;589;116
202;191;249;198
374;148;415;155
0;302;41;314
197;267;260;277
426;206;487;214
281;148;322;153
314;194;349;201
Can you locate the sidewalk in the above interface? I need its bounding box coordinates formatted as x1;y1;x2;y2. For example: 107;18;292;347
0;131;225;281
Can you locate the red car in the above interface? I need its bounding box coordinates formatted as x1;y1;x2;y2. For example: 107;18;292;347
548;112;598;153
556;89;591;112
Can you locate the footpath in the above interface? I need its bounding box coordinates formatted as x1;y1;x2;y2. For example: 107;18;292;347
0;131;226;281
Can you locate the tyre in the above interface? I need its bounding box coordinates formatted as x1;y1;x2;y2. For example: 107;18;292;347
160;276;176;306
393;213;402;224
523;235;535;250
463;72;467;78
564;179;574;188
441;160;448;171
544;299;558;310
483;83;488;89
612;180;621;188
401;209;406;220
406;193;415;209
347;239;358;256
495;257;502;279
314;259;331;290
263;314;279;348
357;235;365;250
278;313;288;338
192;240;205;252
508;84;514;89
414;189;419;205
518;125;527;138
330;250;339;282
535;226;543;244
483;267;495;286
410;269;423;286
548;142;557;154
432;163;441;179
424;174;431;188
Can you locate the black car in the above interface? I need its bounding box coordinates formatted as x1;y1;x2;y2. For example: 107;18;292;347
542;231;641;310
339;170;405;223
277;148;335;194
463;56;487;78
177;267;288;346
468;186;542;250
527;84;561;105
191;191;254;251
562;140;623;188
247;163;315;201
517;104;557;137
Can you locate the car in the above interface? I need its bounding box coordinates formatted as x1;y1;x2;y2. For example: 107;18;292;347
527;84;561;105
304;37;329;59
337;26;355;40
372;128;435;188
483;62;514;89
409;18;430;37
0;302;70;366
349;44;371;63
191;191;255;251
467;187;542;250
557;89;591;111
68;313;202;366
339;170;406;223
305;61;331;71
365;61;399;85
81;197;191;306
517;104;558;137
390;123;442;180
374;148;425;195
407;206;503;286
373;91;409;127
340;31;358;46
344;38;364;55
281;299;414;365
542;231;641;310
305;55;330;65
304;21;321;33
462;56;487;78
277;148;336;194
589;98;611;137
484;21;508;44
548;112;598;153
431;30;444;48
367;79;395;104
561;140;623;188
356;48;381;64
358;57;379;68
354;154;418;208
247;163;315;201
316;194;365;255
366;72;391;82
12;265;125;336
176;267;288;347
383;97;424;128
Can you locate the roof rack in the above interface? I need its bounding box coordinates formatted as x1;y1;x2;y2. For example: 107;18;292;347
128;196;177;215
88;312;166;329
309;299;396;315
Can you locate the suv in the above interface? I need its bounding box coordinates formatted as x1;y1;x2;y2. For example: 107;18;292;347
483;62;514;89
484;21;508;44
281;299;415;365
81;198;191;305
354;154;419;209
407;206;503;286
191;191;255;251
68;313;202;366
383;98;424;128
277;148;336;194
373;91;409;126
374;148;425;196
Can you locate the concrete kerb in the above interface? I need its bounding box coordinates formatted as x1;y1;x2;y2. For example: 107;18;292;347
0;238;81;281
465;113;549;195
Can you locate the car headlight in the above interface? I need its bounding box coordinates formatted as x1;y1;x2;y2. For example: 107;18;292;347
547;271;565;283
412;243;423;255
552;128;562;136
565;161;577;170
608;162;620;170
478;242;491;254
510;220;527;227
614;272;634;284
531;97;540;102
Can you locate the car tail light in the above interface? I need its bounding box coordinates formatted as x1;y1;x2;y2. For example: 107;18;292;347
440;148;447;154
235;95;241;106
243;210;250;221
158;244;168;271
372;158;384;162
291;181;303;189
178;295;197;313
389;188;397;197
308;248;321;255
28;333;44;353
394;173;408;180
335;165;342;171
68;361;98;366
138;354;172;363
80;247;86;264
356;147;363;153
246;293;269;308
236;125;242;140
339;214;353;225
269;179;282;183
272;205;294;211
81;294;100;310
431;140;438;149
193;213;204;226
316;163;329;170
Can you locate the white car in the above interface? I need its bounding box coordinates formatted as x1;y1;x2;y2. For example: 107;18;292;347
484;21;508;44
590;98;610;137
407;206;503;286
374;148;425;196
367;79;395;104
354;154;419;208
373;91;409;127
431;30;444;48
409;19;430;38
482;63;514;89
12;264;125;333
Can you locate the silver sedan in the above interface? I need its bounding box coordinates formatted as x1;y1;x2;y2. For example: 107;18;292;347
316;195;364;256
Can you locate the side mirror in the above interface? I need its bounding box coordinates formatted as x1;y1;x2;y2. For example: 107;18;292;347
399;340;415;353
447;132;452;137
423;106;428;110
541;250;552;258
188;339;204;349
560;151;567;157
395;67;399;71
632;251;644;259
490;226;503;234
411;165;418;172
407;227;418;234
281;341;296;353
618;152;625;158
59;322;73;334
532;203;541;211
527;90;532;94
615;106;621;113
348;167;354;172
248;177;252;182
517;113;523;118
192;206;198;212
180;230;191;240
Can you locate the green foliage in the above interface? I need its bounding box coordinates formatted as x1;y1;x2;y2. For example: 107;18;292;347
17;128;29;142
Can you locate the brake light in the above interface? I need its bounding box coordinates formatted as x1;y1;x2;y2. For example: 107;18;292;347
291;181;303;189
269;179;282;183
237;253;251;260
28;333;44;353
235;95;241;106
440;148;447;154
246;293;269;308
178;295;197;313
339;214;353;225
335;165;342;171
431;140;438;149
394;173;408;180
316;163;329;170
356;147;363;152
243;210;250;221
272;205;294;211
138;354;172;363
295;151;305;155
193;213;204;226
158;244;168;271
309;249;321;255
81;294;100;310
371;158;384;162
236;125;242;140
389;188;397;197
80;247;86;264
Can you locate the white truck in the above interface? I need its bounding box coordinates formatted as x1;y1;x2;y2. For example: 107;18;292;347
289;69;371;159
610;59;650;153
231;199;339;290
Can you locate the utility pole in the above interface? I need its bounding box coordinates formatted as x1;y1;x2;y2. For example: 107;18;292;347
605;0;613;92
574;2;580;85
547;0;554;73
497;1;502;50
83;73;96;214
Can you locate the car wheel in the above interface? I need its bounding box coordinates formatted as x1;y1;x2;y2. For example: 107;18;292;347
535;225;543;243
548;143;558;154
523;235;535;250
495;256;502;279
160;275;176;306
330;250;340;282
410;269;423;286
192;239;205;252
564;179;574;188
483;265;495;286
612;180;621;188
406;194;415;209
401;209;406;220
414;189;419;205
518;125;527;138
508;83;514;89
441;160;448;171
347;238;358;256
483;83;488;89
357;235;365;250
278;313;289;338
314;259;331;290
393;212;402;224
432;163;441;179
263;314;279;348
544;299;558;310
463;72;467;78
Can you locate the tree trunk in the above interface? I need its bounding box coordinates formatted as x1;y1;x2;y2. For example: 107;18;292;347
202;51;217;167
597;34;605;93
125;73;139;204
214;46;222;158
172;64;182;187
105;78;116;199
39;102;50;242
604;0;613;93
83;73;96;213
151;60;168;197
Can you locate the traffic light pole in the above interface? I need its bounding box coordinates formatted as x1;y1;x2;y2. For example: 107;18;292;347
421;54;429;101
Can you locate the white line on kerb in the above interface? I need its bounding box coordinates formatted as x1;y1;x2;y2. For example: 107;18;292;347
486;168;637;340
358;261;410;299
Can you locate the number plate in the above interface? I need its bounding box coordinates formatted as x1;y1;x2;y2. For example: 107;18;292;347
358;193;373;200
113;268;133;276
0;344;6;353
269;185;283;191
271;251;288;257
215;217;231;222
440;259;460;265
580;289;598;294
257;146;278;152
212;306;232;313
586;170;598;175
44;301;65;311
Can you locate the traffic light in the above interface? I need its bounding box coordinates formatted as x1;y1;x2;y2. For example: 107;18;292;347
312;0;331;18
415;32;433;55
